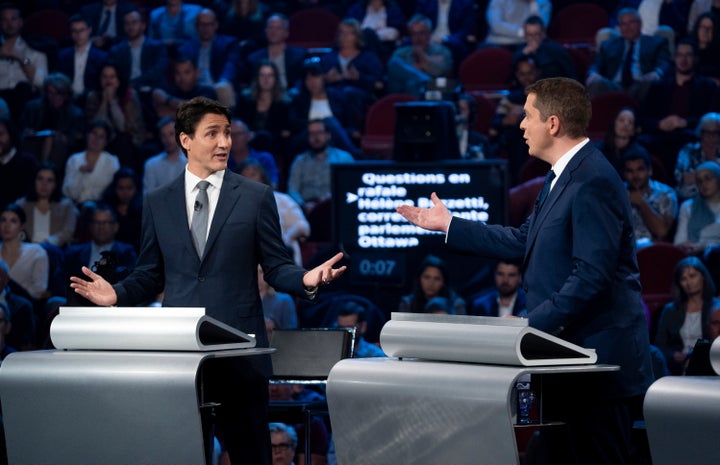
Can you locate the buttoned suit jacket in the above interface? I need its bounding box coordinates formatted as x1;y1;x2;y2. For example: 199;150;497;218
79;2;137;42
113;170;307;376
447;143;654;398
57;46;109;93
177;34;238;82
110;37;169;89
589;34;671;81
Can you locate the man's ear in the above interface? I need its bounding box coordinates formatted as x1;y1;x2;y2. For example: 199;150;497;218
547;115;560;136
179;132;192;153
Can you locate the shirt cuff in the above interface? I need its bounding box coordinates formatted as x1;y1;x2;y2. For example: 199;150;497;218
444;216;455;243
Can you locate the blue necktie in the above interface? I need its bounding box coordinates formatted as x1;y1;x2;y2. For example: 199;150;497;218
535;170;556;213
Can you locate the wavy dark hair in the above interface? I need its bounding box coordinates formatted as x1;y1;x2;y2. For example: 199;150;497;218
671;256;717;308
25;162;63;203
407;254;454;313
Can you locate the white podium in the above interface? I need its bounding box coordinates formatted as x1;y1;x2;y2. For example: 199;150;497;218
0;307;271;465
327;313;617;465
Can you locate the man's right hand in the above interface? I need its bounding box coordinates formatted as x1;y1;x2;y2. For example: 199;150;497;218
396;192;453;233
69;266;119;306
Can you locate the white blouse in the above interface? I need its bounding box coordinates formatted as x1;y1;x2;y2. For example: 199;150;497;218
0;243;49;299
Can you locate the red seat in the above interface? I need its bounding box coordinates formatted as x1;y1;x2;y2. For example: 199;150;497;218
508;176;545;227
587;91;638;141
468;91;499;136
23;9;69;43
547;3;610;46
459;47;514;92
360;93;417;159
637;243;687;295
287;8;339;49
565;45;594;81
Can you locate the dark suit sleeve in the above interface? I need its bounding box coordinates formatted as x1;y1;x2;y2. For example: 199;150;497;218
447;217;528;260
527;175;630;334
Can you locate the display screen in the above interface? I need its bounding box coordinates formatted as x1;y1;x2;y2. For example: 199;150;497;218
332;160;508;287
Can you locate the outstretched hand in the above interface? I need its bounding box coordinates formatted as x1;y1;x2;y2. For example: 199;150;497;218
69;266;119;306
396;192;453;233
303;252;347;288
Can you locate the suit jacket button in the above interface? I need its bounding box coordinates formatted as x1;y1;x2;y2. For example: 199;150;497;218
198;277;205;282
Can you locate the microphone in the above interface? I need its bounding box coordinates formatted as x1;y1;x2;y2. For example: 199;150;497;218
194;200;202;212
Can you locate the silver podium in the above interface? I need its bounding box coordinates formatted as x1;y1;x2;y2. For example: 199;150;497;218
0;307;272;465
644;337;720;465
327;313;618;465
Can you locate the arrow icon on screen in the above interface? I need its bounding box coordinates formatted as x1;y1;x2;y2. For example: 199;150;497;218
346;192;358;203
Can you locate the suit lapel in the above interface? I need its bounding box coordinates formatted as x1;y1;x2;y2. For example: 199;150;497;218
163;174;198;259
202;171;243;261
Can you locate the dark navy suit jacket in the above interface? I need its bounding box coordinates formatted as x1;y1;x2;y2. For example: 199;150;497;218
416;0;476;46
177;34;238;82
64;240;138;281
79;1;137;42
471;288;527;317
447;142;654;398
110;37;169;89
589;34;671;82
247;46;308;90
56;46;108;93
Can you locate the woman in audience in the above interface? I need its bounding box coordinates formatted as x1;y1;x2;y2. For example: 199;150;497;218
398;254;466;315
596;107;650;176
0;204;49;301
101;168;143;253
675;161;720;255
218;0;269;45
235;61;292;152
346;0;405;59
692;12;720;82
655;256;719;374
62;121;121;205
85;63;147;170
15;162;78;247
674;112;720;200
258;265;298;331
238;159;310;265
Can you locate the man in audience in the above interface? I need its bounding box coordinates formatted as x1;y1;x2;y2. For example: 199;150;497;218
246;14;308;92
143;117;186;194
387;14;453;95
0;259;34;351
0;302;16;360
268;423;299;465
227;118;279;187
287;119;354;214
80;0;137;50
623;150;678;248
57;14;109;104
586;8;671;102
267;390;329;465
148;0;202;47
110;10;169;91
152;55;217;119
471;259;527;317
0;118;37;211
0;3;48;121
416;0;477;64
333;300;385;358
177;8;238;108
484;0;552;48
514;15;575;79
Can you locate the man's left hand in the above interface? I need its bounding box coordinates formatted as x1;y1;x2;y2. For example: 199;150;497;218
303;252;347;288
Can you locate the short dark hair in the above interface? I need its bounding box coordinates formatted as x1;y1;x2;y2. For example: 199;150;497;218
336;300;366;323
3;203;26;225
27;162;62;203
622;145;651;167
174;97;231;154
524;15;545;30
525;78;591;139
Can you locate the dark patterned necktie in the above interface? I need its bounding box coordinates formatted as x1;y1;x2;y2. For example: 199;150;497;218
535;170;556;213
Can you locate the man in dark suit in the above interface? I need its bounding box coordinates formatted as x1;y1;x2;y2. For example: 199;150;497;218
246;14;308;91
471;259;526;317
397;77;654;464
109;10;168;91
79;0;137;50
514;15;576;80
57;15;108;103
70;97;346;465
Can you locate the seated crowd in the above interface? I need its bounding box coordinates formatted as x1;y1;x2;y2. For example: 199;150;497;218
3;1;720;463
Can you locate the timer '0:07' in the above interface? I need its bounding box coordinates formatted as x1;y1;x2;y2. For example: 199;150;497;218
358;259;397;277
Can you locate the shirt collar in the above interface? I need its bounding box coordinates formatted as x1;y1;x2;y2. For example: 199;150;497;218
550;138;589;188
184;167;225;192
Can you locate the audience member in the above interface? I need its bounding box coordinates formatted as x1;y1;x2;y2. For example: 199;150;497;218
455;93;490;160
398;254;466;315
62;121;120;205
0;302;16;359
101;168;142;253
235;61;292;152
319;18;384;102
484;0;552;48
239;159;310;265
148;0;202;47
57;14;109;105
596;107;649;176
655;256;719;374
268;422;299;465
691;12;720;82
710;306;720;339
641;39;718;166
152;54;218;119
109;10;169;91
289;59;362;158
258;265;298;330
674;112;720;200
0;3;48;121
0;259;34;351
514;15;575;80
623;150;678;248
0;95;8;120
85;62;147;170
143;116;187;194
0;118;37;211
246;14;308;91
0;204;48;302
687;0;720;35
20;73;85;169
470;259;526;317
675;161;720;254
217;0;269;45
491;55;539;185
177;8;238;109
637;0;687;51
333;300;385;357
386;14;453;95
287;119;354;214
345;0;405;60
228;119;279;187
586;8;671;102
79;0;138;50
415;0;477;63
15;162;78;248
267;389;329;465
